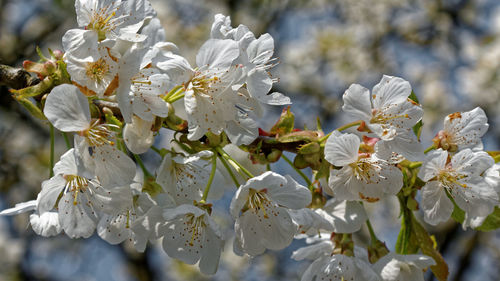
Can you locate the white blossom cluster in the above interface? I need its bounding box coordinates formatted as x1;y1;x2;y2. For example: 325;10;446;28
2;0;500;280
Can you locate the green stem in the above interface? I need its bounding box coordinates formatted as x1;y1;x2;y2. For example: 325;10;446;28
134;154;152;177
318;121;362;142
167;93;185;103
62;132;72;149
408;161;422;169
201;154;217;202
266;163;271;171
281;154;313;189
361;202;378;242
218;154;240;187
49;124;55;177
150;145;162;156
163;85;183;101
337;120;362;132
424;144;436;154
366;218;378;243
216;146;254;179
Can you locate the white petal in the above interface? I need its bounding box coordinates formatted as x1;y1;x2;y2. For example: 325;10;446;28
44;84;91;132
444;107;488;150
196;39;239;68
267;175;311;209
38;176;66;214
92;145;136;187
324;131;360;166
372;75;412;109
58;191;98;238
30;212;62;237
418;149;448;181
421;181;453;225
0;200;37;216
342;84;372;121
123;117;154;154
323;199;367;233
291;240;333;261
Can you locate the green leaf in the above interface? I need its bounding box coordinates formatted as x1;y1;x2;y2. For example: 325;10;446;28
411;215;449;281
408;91;423;140
408;91;420;103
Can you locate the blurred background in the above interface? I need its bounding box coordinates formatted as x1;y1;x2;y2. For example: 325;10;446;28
1;0;500;280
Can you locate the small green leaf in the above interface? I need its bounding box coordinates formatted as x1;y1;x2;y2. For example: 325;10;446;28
270;106;294;136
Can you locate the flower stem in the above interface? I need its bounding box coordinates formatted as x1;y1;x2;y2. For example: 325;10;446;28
281;154;313;189
49;124;55;177
318;121;362;142
150;145;162;156
215;146;254;179
62;132;72;149
408;161;422;169
424;144;436;154
217;153;240;187
134;154;152;178
201;154;217;202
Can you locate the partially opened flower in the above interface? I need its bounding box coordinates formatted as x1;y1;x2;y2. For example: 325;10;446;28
324;131;403;201
342;75;423;161
372;253;435;281
292;239;380;281
44;84;136;187
418;148;498;226
230;171;311;256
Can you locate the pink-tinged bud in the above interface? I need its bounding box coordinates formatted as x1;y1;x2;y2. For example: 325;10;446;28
43;61;57;73
52;50;64;60
23;60;48;78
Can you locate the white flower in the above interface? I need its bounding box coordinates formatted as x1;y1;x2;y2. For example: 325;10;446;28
418;149;498;226
44;84;136;187
38;149;133;238
210;14;291;106
74;0;154;41
160;204;224;275
292;240;380;281
115;45;170;123
98;192;175;251
433;107;488;152
290;198;367;235
342;75;423;161
485;163;500;197
64;39;120;95
156;151;225;205
230;171;311;256
324;131;403;201
123;115;155;154
372;253;435;281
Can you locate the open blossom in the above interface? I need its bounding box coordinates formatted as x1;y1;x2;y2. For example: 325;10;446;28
230;171;311;256
159;204;224;275
292;240;380;281
44;84;136;187
418;149;498;226
324;131;403;202
342;75;423;161
211;14;291;106
432;107;488;152
156;151;226;205
40;149;132;238
372;253;435;281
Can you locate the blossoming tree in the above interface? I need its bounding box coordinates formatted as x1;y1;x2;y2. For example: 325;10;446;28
2;1;500;280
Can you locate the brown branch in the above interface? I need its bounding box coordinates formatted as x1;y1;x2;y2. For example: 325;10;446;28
0;64;39;90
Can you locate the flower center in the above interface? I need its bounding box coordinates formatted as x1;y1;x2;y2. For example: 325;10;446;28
370;109;409;125
87;4;121;40
64;175;89;205
245;188;273;218
189;72;221;96
85;58;110;83
184;214;206;246
83;119;118;147
438;168;468;189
